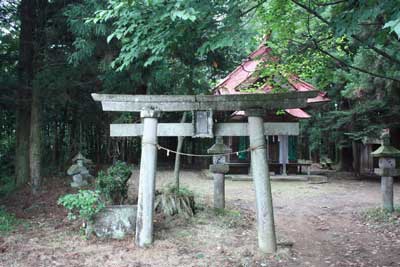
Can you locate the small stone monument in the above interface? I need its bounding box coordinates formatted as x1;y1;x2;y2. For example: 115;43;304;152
371;131;400;212
67;152;92;188
89;205;137;239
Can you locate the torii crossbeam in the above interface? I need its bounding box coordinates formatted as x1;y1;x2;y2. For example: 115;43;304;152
92;91;318;253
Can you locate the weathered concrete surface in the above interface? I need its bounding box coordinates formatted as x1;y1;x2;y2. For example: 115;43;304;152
229;174;307;181
70;174;88;188
67;155;92;188
135;110;159;247
202;170;330;184
208;137;231;210
67;162;93;188
193;110;213;138
226;174;328;183
90;205;137;239
374;168;400;177
378;158;396;212
67;165;89;176
248;111;277;253
92;91;318;112
209;164;229;174
92;92;318;103
213;173;225;209
111;122;299;137
381;176;394;212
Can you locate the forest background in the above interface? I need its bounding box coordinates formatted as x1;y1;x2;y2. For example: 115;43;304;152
1;0;400;195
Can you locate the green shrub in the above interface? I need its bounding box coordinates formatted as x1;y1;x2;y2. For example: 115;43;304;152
58;161;132;227
95;161;132;204
0;176;16;198
58;190;105;222
0;207;19;234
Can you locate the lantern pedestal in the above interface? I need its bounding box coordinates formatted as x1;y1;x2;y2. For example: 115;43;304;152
371;132;400;213
208;137;231;210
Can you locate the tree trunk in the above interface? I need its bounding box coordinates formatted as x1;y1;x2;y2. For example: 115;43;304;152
173;112;187;190
30;86;41;194
28;0;47;194
53;122;59;166
96;125;101;163
15;94;31;186
352;141;360;176
15;0;35;187
58;121;66;171
69;109;78;158
336;145;344;171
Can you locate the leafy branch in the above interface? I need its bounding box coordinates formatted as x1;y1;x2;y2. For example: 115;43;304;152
311;39;400;83
291;0;400;67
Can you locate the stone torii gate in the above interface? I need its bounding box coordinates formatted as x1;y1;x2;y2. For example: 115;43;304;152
92;91;317;253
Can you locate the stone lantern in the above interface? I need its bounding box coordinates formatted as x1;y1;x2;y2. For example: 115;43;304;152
67;152;92;188
371;132;400;212
207;136;232;209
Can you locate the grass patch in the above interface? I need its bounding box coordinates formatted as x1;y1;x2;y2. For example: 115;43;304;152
189;207;244;228
362;207;400;224
0;207;20;234
175;229;192;238
214;208;242;228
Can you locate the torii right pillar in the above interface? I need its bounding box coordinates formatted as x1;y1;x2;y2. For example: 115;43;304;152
247;109;277;253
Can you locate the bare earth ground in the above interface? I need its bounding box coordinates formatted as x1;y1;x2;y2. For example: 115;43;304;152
1;170;400;267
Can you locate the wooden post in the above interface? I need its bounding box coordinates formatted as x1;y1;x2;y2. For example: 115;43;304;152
135;109;159;247
247;110;277;254
279;135;288;175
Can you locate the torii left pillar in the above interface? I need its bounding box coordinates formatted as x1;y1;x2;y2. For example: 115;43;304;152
135;109;159;247
247;109;277;254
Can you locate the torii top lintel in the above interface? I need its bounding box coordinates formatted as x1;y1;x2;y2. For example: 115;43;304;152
91;91;318;112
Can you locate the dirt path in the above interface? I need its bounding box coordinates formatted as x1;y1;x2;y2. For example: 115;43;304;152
1;171;400;267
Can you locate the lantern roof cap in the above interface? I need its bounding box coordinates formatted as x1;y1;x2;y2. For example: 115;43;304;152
371;132;400;158
371;145;400;158
72;152;86;162
207;137;232;154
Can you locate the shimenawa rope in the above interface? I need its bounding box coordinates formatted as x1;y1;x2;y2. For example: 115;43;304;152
141;142;265;158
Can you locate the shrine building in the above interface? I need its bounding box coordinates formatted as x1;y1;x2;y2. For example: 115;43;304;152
213;42;330;175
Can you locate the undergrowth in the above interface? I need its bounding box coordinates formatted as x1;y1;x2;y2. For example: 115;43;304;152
57;190;105;222
191;207;244;228
0;176;16;198
362;207;400;225
155;184;196;218
0;207;19;234
214;208;242;228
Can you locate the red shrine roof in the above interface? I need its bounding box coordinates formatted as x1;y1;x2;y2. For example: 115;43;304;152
213;43;329;119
